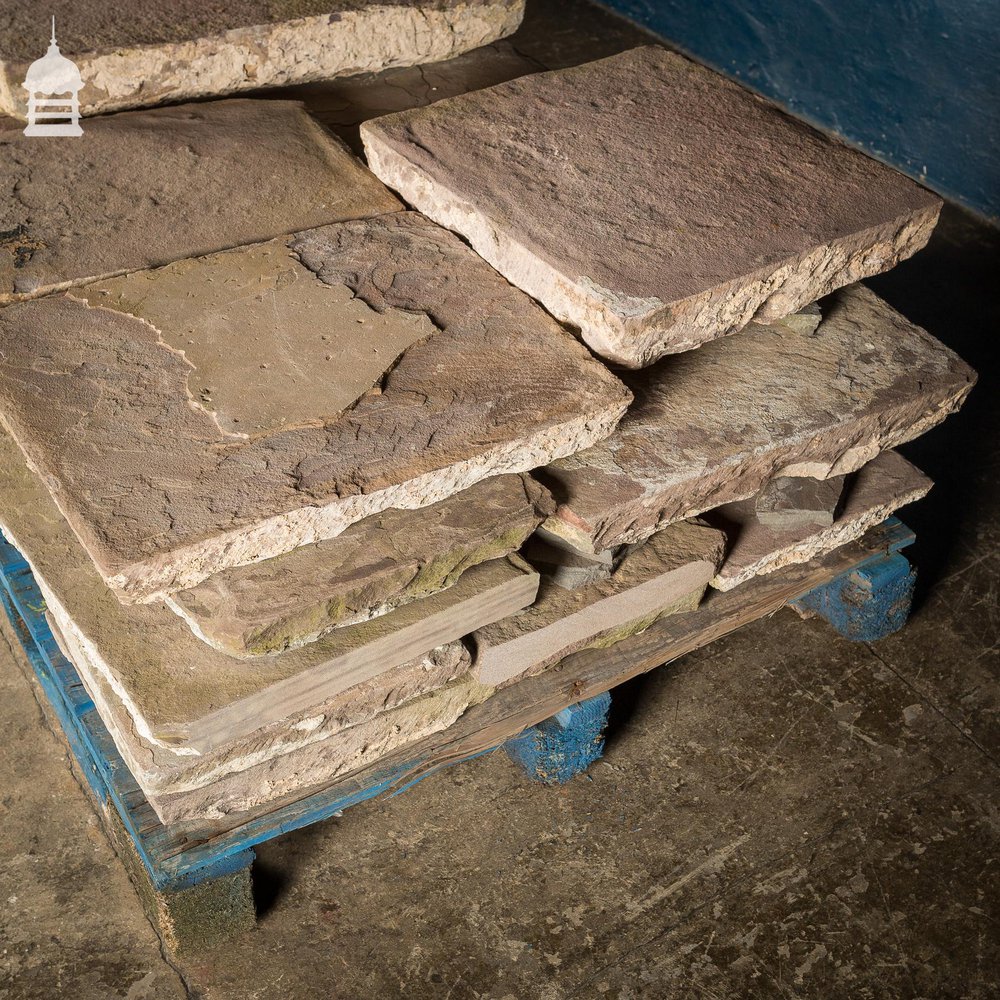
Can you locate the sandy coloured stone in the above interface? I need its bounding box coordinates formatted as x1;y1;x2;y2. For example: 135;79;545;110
471;520;725;686
361;46;942;367
755;475;847;531
709;451;932;591
0;99;400;303
536;286;975;553
0;431;536;823
170;474;553;656
0;0;526;119
0;212;630;603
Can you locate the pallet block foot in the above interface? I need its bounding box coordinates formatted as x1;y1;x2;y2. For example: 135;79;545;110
504;691;612;784
791;519;916;642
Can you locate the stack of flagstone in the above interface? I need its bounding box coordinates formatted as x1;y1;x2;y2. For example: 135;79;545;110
0;42;975;830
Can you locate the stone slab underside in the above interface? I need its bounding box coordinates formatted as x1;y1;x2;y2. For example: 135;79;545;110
471;520;726;686
537;285;975;554
0;99;400;302
361;45;942;367
0;0;526;119
0;212;630;603
170;474;553;656
709;451;932;591
0;433;534;822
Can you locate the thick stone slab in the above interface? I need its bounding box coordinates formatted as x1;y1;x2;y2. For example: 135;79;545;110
0;99;400;303
471;520;725;686
709;451;931;591
755;475;847;531
0;0;525;119
0;212;630;603
0;432;532;823
537;286;975;554
361;46;942;367
170;474;552;656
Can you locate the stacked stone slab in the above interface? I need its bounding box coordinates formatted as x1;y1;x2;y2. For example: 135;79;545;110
0;0;526;119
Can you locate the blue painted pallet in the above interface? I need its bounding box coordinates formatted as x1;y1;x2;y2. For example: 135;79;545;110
0;518;916;898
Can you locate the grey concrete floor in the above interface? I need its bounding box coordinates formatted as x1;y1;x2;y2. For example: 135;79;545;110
1;2;997;998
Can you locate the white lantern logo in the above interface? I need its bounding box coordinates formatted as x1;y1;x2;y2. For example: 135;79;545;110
22;17;83;137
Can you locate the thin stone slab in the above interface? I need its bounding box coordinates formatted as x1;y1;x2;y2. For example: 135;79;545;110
471;520;725;686
361;46;942;367
709;451;932;591
755;475;847;531
536;286;974;554
0;432;535;823
0;0;525;119
0;99;400;303
0;212;630;603
169;474;553;657
521;528;615;591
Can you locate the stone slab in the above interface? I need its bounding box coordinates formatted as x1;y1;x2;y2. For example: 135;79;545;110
536;285;975;553
754;474;847;530
0;432;534;822
521;528;615;590
0;98;400;303
471;520;725;686
0;0;525;119
361;45;942;367
169;474;552;656
0;212;631;603
709;451;932;591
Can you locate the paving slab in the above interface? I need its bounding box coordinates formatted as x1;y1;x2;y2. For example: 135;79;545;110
754;473;847;530
0;98;400;303
361;45;942;367
471;520;725;686
709;450;932;591
0;432;535;824
0;0;526;119
170;474;553;656
536;285;975;554
0;211;630;603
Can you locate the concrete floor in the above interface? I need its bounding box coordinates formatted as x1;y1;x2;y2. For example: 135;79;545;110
1;2;997;998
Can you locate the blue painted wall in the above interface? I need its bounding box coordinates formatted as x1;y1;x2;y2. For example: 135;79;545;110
600;0;1000;220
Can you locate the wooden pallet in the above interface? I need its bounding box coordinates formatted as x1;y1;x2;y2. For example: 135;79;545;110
0;518;916;952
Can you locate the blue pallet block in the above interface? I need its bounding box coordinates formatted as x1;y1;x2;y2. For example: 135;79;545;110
791;517;916;642
504;691;613;784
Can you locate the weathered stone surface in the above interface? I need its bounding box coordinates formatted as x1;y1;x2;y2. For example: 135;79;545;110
709;451;932;591
537;286;975;553
170;474;552;656
471;520;725;686
0;432;535;823
0;212;630;603
521;528;615;590
0;99;400;303
361;46;942;367
0;0;525;119
755;474;846;530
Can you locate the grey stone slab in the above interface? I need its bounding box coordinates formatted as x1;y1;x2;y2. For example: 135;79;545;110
537;286;975;554
0;0;525;118
0;212;630;603
0;98;401;303
361;46;941;367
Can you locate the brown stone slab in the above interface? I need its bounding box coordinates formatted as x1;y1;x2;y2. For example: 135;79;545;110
754;474;847;530
169;474;553;656
361;46;942;367
0;1;525;119
0;431;535;822
0;99;400;303
470;520;725;686
709;451;931;590
536;286;975;554
0;212;630;603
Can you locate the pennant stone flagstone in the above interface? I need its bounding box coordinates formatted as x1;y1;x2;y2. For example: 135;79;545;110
0;99;400;303
471;520;725;687
536;286;975;554
361;46;942;367
0;433;530;824
0;0;526;119
0;212;630;603
709;451;932;591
